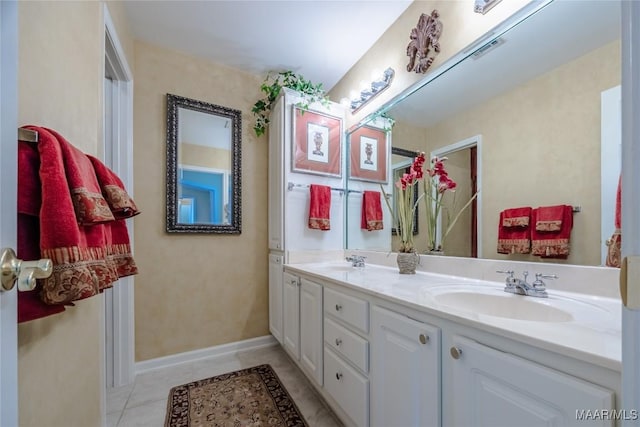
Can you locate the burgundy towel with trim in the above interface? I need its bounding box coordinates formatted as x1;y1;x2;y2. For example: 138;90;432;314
535;204;566;231
308;184;331;230
361;191;383;231
497;209;531;254
531;205;573;258
606;177;622;267
25;126;119;305
88;155;140;219
501;206;531;228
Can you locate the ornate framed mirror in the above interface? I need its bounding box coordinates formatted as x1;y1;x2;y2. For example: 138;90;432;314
166;93;242;233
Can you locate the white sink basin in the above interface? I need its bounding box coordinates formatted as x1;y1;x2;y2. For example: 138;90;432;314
433;290;574;322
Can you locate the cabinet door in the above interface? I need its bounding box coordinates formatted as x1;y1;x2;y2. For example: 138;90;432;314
300;278;323;386
282;272;300;360
450;335;614;427
371;306;441;427
268;254;284;344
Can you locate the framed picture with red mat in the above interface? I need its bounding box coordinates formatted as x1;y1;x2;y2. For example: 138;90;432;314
349;125;388;183
292;106;342;177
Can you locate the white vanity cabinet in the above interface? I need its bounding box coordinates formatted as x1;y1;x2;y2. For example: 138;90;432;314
370;306;441;427
299;278;324;386
282;271;300;360
268;254;284;345
448;335;615;427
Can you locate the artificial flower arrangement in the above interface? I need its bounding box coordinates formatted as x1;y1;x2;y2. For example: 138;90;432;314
382;152;477;254
382;152;426;253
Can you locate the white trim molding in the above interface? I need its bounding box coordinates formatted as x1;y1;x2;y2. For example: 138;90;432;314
135;336;278;375
103;3;136;390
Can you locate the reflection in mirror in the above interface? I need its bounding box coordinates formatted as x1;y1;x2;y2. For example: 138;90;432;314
346;0;620;266
391;147;420;239
166;94;242;233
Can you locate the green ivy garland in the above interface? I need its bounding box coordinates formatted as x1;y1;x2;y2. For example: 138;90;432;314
252;71;329;137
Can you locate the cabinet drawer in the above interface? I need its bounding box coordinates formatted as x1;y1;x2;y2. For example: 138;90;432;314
324;287;369;333
324;347;369;427
324;317;369;373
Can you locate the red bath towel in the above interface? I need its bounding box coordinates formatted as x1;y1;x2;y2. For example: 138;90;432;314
497;209;531;254
308;184;331;230
17;140;66;322
606;176;621;267
531;205;573;258
21;126;138;306
361;191;383;231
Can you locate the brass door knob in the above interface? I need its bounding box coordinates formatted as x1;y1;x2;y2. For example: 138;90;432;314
1;248;52;292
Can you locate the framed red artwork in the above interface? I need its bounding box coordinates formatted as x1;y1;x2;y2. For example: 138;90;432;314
292;106;342;177
349;125;388;183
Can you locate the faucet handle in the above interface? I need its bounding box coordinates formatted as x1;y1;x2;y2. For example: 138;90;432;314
532;273;557;289
496;270;514;277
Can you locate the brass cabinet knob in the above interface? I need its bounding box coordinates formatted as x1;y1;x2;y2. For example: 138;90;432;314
450;347;463;360
419;334;429;344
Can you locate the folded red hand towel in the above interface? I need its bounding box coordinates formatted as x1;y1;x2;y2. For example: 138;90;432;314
308;184;331;230
361;191;383;231
531;205;573;258
497;210;531;254
535;204;565;231
501;207;531;227
88;155;140;219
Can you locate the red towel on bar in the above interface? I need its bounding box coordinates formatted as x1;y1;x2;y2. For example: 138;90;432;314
501;206;531;228
497;209;531;254
308;184;331;230
531;205;573;258
88;155;140;219
20;126;138;307
361;191;383;231
17;140;66;322
535;204;565;231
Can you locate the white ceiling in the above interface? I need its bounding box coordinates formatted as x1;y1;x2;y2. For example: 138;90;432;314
123;0;413;91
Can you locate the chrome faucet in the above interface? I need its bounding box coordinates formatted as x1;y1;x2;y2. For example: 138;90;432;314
346;255;366;268
497;270;557;298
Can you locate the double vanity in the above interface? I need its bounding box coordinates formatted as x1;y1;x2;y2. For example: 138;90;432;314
270;252;622;427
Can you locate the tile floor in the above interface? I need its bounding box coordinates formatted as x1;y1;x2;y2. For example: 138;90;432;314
107;344;343;427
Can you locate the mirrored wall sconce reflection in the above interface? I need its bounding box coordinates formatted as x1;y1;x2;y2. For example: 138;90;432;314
341;68;395;114
474;0;502;14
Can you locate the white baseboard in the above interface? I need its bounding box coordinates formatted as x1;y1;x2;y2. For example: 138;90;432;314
135;335;278;375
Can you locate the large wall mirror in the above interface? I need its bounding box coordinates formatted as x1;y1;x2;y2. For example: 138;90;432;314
166;93;242;233
346;0;620;266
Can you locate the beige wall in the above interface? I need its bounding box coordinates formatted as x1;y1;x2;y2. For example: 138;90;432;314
133;41;269;361
16;1;134;426
423;41;620;265
330;0;530;127
180;143;231;170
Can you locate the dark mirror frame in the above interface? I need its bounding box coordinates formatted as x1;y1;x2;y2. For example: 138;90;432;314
166;93;242;233
391;147;419;236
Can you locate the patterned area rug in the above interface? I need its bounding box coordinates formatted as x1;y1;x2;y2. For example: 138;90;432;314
165;364;308;426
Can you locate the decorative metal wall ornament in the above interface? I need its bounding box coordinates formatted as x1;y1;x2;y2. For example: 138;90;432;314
406;10;443;74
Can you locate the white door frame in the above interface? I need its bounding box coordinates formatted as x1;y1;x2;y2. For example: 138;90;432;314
0;1;19;425
103;5;135;388
621;1;640;424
